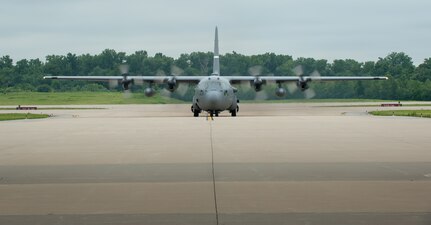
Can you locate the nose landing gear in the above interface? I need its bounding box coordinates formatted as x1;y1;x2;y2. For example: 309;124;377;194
208;111;219;117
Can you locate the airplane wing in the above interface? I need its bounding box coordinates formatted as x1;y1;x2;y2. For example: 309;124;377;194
224;76;388;83
43;76;206;84
44;75;388;84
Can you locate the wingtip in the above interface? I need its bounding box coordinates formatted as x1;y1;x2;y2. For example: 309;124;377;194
43;76;57;80
375;76;389;80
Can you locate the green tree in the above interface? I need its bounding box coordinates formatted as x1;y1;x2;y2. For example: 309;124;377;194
0;50;430;100
0;55;13;69
375;52;414;78
414;58;431;82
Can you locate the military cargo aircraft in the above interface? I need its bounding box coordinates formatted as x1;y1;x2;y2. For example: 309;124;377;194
44;27;388;117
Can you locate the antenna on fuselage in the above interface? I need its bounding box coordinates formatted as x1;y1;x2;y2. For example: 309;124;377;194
212;26;220;76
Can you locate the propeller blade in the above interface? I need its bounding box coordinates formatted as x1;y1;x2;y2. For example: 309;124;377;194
176;82;189;97
159;69;171;97
171;65;184;76
155;70;167;84
134;79;144;86
123;89;133;99
286;82;298;94
254;91;268;101
156;70;166;77
119;64;129;75
248;65;263;76
310;70;321;77
160;89;172;98
109;80;118;89
293;65;304;77
304;88;316;99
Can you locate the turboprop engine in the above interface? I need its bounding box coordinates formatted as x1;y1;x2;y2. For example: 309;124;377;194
144;87;155;97
275;87;286;97
166;78;177;92
252;78;264;92
296;75;310;91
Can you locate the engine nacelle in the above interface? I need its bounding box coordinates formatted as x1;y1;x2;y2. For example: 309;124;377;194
121;79;132;90
166;78;177;92
275;87;286;97
252;78;264;92
297;80;309;91
144;87;156;97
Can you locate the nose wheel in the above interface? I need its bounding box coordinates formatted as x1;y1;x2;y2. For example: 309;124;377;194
209;111;219;117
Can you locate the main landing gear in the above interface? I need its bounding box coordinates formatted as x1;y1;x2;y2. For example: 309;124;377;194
230;105;239;117
192;106;201;117
193;109;200;117
230;110;236;117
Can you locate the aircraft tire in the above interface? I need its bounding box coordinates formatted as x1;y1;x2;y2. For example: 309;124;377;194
231;110;236;117
193;110;199;117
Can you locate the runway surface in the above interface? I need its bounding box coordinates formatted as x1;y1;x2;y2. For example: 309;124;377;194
1;103;431;225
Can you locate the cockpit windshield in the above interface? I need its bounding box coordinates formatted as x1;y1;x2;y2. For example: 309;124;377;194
206;81;222;90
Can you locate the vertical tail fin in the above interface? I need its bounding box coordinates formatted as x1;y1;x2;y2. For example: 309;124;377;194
212;26;220;76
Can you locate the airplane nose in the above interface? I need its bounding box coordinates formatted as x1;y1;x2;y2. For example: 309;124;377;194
205;91;223;109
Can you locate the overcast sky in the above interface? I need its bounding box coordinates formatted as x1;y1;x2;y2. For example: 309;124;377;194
1;0;430;64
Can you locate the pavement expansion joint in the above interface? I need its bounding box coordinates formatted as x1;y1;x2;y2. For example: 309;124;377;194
209;120;219;225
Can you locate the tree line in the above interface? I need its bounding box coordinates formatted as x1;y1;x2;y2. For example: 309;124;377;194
0;49;430;100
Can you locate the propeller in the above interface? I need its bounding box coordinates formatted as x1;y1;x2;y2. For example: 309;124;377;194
119;64;131;90
246;65;277;101
159;65;190;99
287;65;320;99
113;63;145;98
118;64;132;98
117;64;139;99
108;64;129;90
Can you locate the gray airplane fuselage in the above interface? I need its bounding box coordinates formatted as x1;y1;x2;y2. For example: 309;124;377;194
193;75;237;115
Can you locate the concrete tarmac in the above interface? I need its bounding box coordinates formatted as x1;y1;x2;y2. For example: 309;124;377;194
0;103;431;225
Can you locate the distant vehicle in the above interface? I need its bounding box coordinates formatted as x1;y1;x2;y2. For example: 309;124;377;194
44;27;388;117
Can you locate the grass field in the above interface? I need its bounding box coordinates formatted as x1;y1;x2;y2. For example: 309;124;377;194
370;110;431;118
245;99;392;104
0;107;105;110
0;92;417;106
323;103;431;107
0;113;50;121
0;92;183;105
